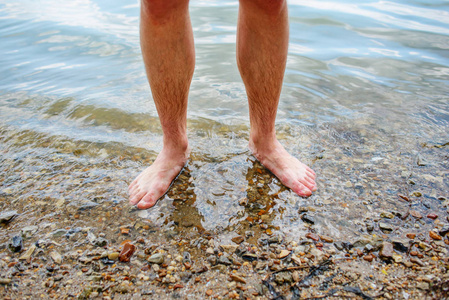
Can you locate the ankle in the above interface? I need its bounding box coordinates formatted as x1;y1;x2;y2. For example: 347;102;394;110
162;136;189;156
249;131;277;149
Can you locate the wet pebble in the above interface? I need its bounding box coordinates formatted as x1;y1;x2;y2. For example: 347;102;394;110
231;235;244;244
305;233;319;241
9;235;22;253
379;242;393;260
0;210;17;224
147;253;164;264
119;243;136;262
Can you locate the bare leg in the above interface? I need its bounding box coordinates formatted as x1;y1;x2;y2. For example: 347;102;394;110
129;0;194;209
237;0;317;196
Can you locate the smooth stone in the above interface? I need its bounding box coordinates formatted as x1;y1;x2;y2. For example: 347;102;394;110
379;222;393;232
0;210;18;224
147;253;164;264
278;250;290;259
231;236;244;245
108;252;120;260
230;274;246;284
301;214;315;224
21;226;38;238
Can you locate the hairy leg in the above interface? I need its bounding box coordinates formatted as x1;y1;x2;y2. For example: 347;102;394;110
129;0;194;209
237;0;316;196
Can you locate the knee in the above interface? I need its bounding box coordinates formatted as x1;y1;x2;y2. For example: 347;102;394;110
141;0;189;21
239;0;286;15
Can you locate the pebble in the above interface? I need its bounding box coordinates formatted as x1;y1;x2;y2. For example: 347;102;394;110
301;214;315;224
230;274;246;284
305;233;319;241
363;255;374;262
50;251;63;264
410;210;422;219
9;235;23;252
19;244;36;260
429;231;442;240
119;243;136;262
0;210;18;224
220;245;238;253
378;222;393;233
379;242;393;260
231;236;244;244
147;253;164;264
278;250;290;259
406;233;416;239
319;235;334;243
427;213;438;220
380;212;394;219
108;252;120;260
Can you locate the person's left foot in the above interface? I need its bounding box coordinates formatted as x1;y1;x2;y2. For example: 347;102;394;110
249;138;316;197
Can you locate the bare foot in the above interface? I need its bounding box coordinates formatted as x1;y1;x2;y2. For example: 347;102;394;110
128;146;190;209
249;139;316;197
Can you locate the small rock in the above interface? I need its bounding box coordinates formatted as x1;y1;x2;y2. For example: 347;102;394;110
310;248;325;262
380;212;394;219
429;231;442;240
108;252;120;260
147;253;164;264
206;290;213;296
119;243;136;262
231;236;244;244
305;233;319;241
21;226;38;238
217;256;232;265
363;255;374;262
274;272;292;285
278;250;290;259
0;210;18;224
439;226;449;236
301;214;315;224
406;233;416;239
230;274;246;284
427;213;438;220
365;221;374;232
379;222;393;233
319;235;333;243
392;254;402;263
379;242;394;260
391;238;409;252
50;251;63;264
241;253;258;262
19;244;36;260
220;245;238;253
416;282;429;290
410;210;422;219
410;257;425;266
9;235;23;253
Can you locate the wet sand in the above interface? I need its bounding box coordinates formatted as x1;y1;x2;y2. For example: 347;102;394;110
0;115;448;299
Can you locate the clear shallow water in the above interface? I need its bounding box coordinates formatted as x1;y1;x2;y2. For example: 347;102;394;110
0;0;448;240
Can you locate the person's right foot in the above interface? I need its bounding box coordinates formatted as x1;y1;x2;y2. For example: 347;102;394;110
128;146;190;209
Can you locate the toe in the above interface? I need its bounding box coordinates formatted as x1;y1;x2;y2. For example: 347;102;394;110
130;190;146;205
137;193;158;209
301;177;316;192
292;182;312;197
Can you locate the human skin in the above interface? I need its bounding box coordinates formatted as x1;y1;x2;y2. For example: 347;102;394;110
129;0;317;209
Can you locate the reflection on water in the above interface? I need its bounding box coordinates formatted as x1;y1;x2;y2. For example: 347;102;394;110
0;0;448;243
